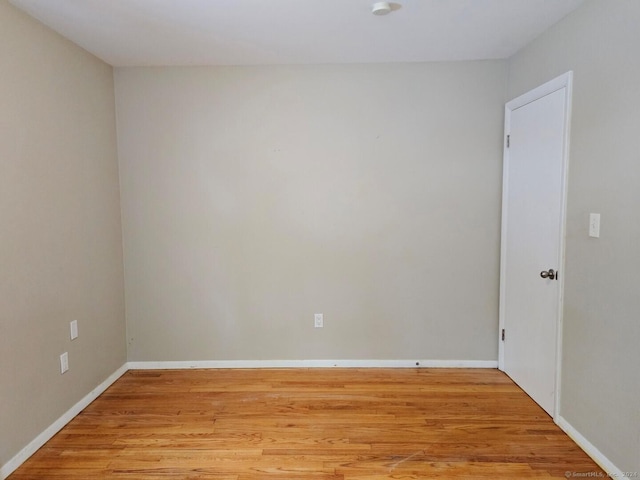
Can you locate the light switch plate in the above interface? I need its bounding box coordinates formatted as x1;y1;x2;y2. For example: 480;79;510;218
589;213;600;238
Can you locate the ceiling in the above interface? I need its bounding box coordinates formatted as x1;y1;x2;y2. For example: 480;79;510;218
9;0;585;67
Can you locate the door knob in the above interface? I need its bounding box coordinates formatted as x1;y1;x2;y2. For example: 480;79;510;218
540;269;556;280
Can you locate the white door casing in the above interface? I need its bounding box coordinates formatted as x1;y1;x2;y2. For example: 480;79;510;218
498;72;573;418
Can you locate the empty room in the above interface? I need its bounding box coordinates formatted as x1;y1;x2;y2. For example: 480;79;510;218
1;0;638;478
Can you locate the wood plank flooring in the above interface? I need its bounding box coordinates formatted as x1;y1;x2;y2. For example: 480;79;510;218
9;368;605;479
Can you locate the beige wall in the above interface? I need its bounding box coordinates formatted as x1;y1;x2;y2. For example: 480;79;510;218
115;62;507;362
508;0;640;472
0;1;126;467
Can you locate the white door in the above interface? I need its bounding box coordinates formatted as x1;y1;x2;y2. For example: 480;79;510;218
499;73;572;417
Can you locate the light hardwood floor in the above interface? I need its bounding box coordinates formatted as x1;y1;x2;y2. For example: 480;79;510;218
9;368;604;479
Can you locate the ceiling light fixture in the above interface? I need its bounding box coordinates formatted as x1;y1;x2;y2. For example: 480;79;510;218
371;2;392;16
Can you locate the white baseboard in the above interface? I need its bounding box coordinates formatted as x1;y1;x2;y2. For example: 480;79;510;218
127;359;498;369
0;363;128;480
556;415;624;478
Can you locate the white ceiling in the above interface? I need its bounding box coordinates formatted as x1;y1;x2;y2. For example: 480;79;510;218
9;0;585;67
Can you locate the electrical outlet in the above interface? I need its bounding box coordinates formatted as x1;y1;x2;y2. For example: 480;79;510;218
314;313;323;328
70;320;78;340
60;352;69;374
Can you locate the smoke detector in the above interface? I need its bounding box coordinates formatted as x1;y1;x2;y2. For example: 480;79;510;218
371;2;392;15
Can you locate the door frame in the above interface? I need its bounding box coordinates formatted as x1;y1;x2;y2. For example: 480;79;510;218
498;72;573;420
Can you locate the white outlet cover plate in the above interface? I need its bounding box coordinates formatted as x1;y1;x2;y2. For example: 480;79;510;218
314;313;323;328
60;352;69;374
70;320;78;340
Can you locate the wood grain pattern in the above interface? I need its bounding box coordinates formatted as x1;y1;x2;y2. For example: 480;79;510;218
8;368;604;479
